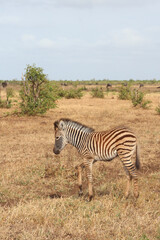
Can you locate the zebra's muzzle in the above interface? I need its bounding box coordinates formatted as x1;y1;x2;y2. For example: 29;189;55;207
53;147;60;155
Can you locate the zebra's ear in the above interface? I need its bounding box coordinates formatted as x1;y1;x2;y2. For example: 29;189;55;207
59;120;66;130
54;121;59;130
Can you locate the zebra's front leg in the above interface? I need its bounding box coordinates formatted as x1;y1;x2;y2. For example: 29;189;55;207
85;160;94;201
76;163;85;197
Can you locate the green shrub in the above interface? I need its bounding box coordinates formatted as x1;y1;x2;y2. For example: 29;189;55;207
91;88;104;98
0;87;14;109
0;99;12;108
57;88;66;97
65;88;83;99
0;99;6;108
156;104;160;114
6;88;14;103
141;100;152;109
118;86;132;100
131;90;151;108
20;64;58;115
79;86;88;91
131;90;144;107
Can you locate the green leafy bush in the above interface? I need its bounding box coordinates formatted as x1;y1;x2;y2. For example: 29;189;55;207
141;100;152;109
131;90;151;109
65;88;83;99
56;88;66;97
20;64;58;115
131;90;144;107
0;99;12;108
118;86;131;100
6;88;14;104
79;86;88;91
0;99;7;108
91;88;104;98
0;87;14;108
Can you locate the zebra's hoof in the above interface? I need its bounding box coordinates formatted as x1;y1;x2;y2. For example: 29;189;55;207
88;195;93;202
78;191;83;197
134;192;139;198
125;192;129;199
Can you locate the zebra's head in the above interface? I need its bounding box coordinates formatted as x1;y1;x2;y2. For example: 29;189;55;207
53;119;68;155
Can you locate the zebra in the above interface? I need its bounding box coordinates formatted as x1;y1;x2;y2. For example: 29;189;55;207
53;118;140;201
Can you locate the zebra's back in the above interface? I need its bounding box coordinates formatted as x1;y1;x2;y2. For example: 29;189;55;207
85;127;137;161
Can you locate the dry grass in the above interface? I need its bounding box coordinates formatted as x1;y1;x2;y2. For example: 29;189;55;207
0;88;160;240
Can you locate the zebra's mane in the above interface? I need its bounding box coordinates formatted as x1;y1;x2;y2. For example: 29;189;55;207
61;118;94;133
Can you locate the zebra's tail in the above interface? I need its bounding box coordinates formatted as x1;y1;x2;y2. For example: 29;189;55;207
135;144;140;170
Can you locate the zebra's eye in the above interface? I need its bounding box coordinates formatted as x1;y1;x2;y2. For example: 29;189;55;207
56;136;60;140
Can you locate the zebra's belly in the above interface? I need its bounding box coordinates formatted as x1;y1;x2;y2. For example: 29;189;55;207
94;150;117;162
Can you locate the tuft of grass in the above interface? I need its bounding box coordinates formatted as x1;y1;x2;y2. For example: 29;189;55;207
91;87;104;98
141;100;152;109
139;234;150;240
156;227;160;240
156;104;160;114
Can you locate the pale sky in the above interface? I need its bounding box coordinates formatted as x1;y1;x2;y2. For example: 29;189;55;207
0;0;160;80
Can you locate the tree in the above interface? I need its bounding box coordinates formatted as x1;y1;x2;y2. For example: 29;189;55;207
20;64;58;115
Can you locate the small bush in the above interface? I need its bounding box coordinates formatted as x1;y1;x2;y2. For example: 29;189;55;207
0;87;14;108
65;88;83;99
156;104;160;114
118;86;131;100
0;99;12;108
6;88;14;104
79;86;88;91
131;90;151;109
131;90;144;107
91;88;104;98
20;64;58;115
57;88;66;97
141;100;152;109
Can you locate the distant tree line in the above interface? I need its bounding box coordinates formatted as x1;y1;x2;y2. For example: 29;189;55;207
0;65;160;115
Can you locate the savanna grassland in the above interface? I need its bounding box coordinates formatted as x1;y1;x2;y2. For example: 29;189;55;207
0;83;160;240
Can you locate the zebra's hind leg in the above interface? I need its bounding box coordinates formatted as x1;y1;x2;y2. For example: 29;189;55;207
126;166;139;198
118;152;139;199
123;165;132;198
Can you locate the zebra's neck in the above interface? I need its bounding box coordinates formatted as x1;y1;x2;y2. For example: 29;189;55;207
65;120;94;150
